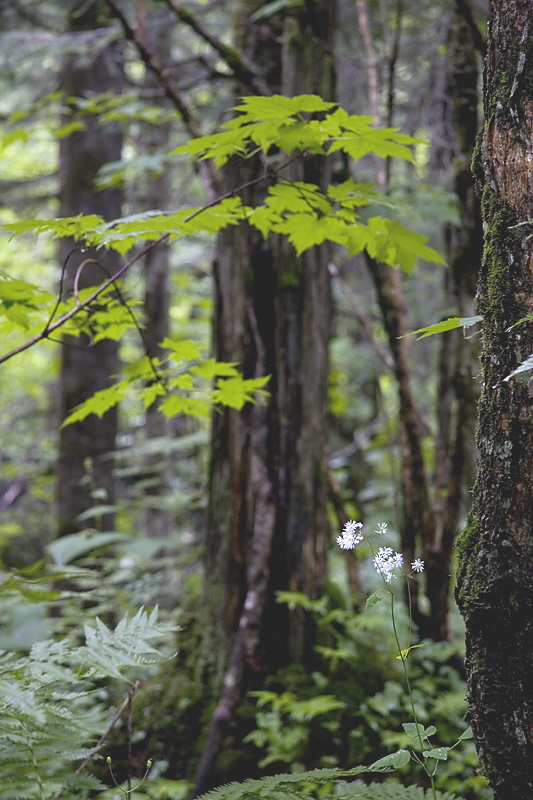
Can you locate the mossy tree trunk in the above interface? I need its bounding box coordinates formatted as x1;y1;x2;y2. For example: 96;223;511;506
57;0;123;536
456;2;533;795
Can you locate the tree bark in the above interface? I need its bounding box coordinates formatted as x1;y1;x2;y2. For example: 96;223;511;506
456;2;533;795
204;0;336;682
57;1;123;536
196;1;335;789
429;5;481;642
141;9;173;541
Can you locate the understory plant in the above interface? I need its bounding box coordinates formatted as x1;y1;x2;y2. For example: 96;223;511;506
241;522;484;800
334;521;474;800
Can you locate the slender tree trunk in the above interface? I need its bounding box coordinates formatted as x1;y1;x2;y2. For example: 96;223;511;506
57;1;123;536
456;2;533;795
429;5;481;642
141;10;172;540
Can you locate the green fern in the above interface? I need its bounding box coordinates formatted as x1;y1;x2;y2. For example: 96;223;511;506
0;607;177;799
197;771;461;800
336;782;459;800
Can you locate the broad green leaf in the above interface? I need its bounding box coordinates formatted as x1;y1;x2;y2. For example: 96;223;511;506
47;532;129;566
233;94;335;121
504;353;533;382
191;359;239;379
366;217;446;273
459;726;473;740
369;749;411;770
403;723;425;739
159;395;210;418
403;723;436;741
61;382;128;427
249;1;304;23
213;375;270;410
275;591;328;613
162;337;201;361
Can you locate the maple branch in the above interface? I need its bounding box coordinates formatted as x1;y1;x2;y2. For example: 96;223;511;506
0;155;300;368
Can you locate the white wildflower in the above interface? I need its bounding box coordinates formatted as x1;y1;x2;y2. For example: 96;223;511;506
336;520;364;550
373;547;403;582
376;522;388;534
411;559;425;572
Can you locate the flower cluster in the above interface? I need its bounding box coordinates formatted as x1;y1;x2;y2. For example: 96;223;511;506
336;520;363;549
373;547;403;583
336;520;424;582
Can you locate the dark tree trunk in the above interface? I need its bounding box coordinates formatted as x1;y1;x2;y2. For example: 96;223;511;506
204;0;336;682
456;1;533;796
195;4;335;789
57;1;123;536
429;5;481;642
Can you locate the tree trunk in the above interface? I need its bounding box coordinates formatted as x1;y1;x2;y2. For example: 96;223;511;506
456;2;533;795
57;1;123;536
195;5;335;790
429;5;481;642
204;0;335;683
141;9;172;541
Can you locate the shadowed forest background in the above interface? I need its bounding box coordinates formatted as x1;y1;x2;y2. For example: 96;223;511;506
2;1;529;798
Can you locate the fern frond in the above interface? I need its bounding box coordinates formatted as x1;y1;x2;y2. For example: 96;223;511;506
198;766;369;800
336;782;459;800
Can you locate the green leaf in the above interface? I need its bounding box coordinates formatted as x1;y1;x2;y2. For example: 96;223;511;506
61;382;128;427
365;592;383;609
213;375;270;410
366;217;446;273
47;532;130;566
403;723;425;739
504;353;533;382
423;747;450;761
408;315;482;340
159;395;210;418
369;749;411;770
458;726;473;740
249;0;304;23
162;337;201;361
191;359;239;379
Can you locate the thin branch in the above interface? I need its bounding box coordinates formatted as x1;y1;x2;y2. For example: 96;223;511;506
104;0;221;198
76;258;169;391
160;0;271;97
328;261;394;370
0;155;300;368
455;0;487;55
0;236;167;368
53;680;142;799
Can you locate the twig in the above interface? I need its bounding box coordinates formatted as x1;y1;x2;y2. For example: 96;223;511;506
161;0;271;97
0;154;300;368
328;262;395;370
104;0;221;198
455;0;487;55
53;680;142;799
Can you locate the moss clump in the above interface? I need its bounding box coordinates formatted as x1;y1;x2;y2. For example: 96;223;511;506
455;513;479;558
